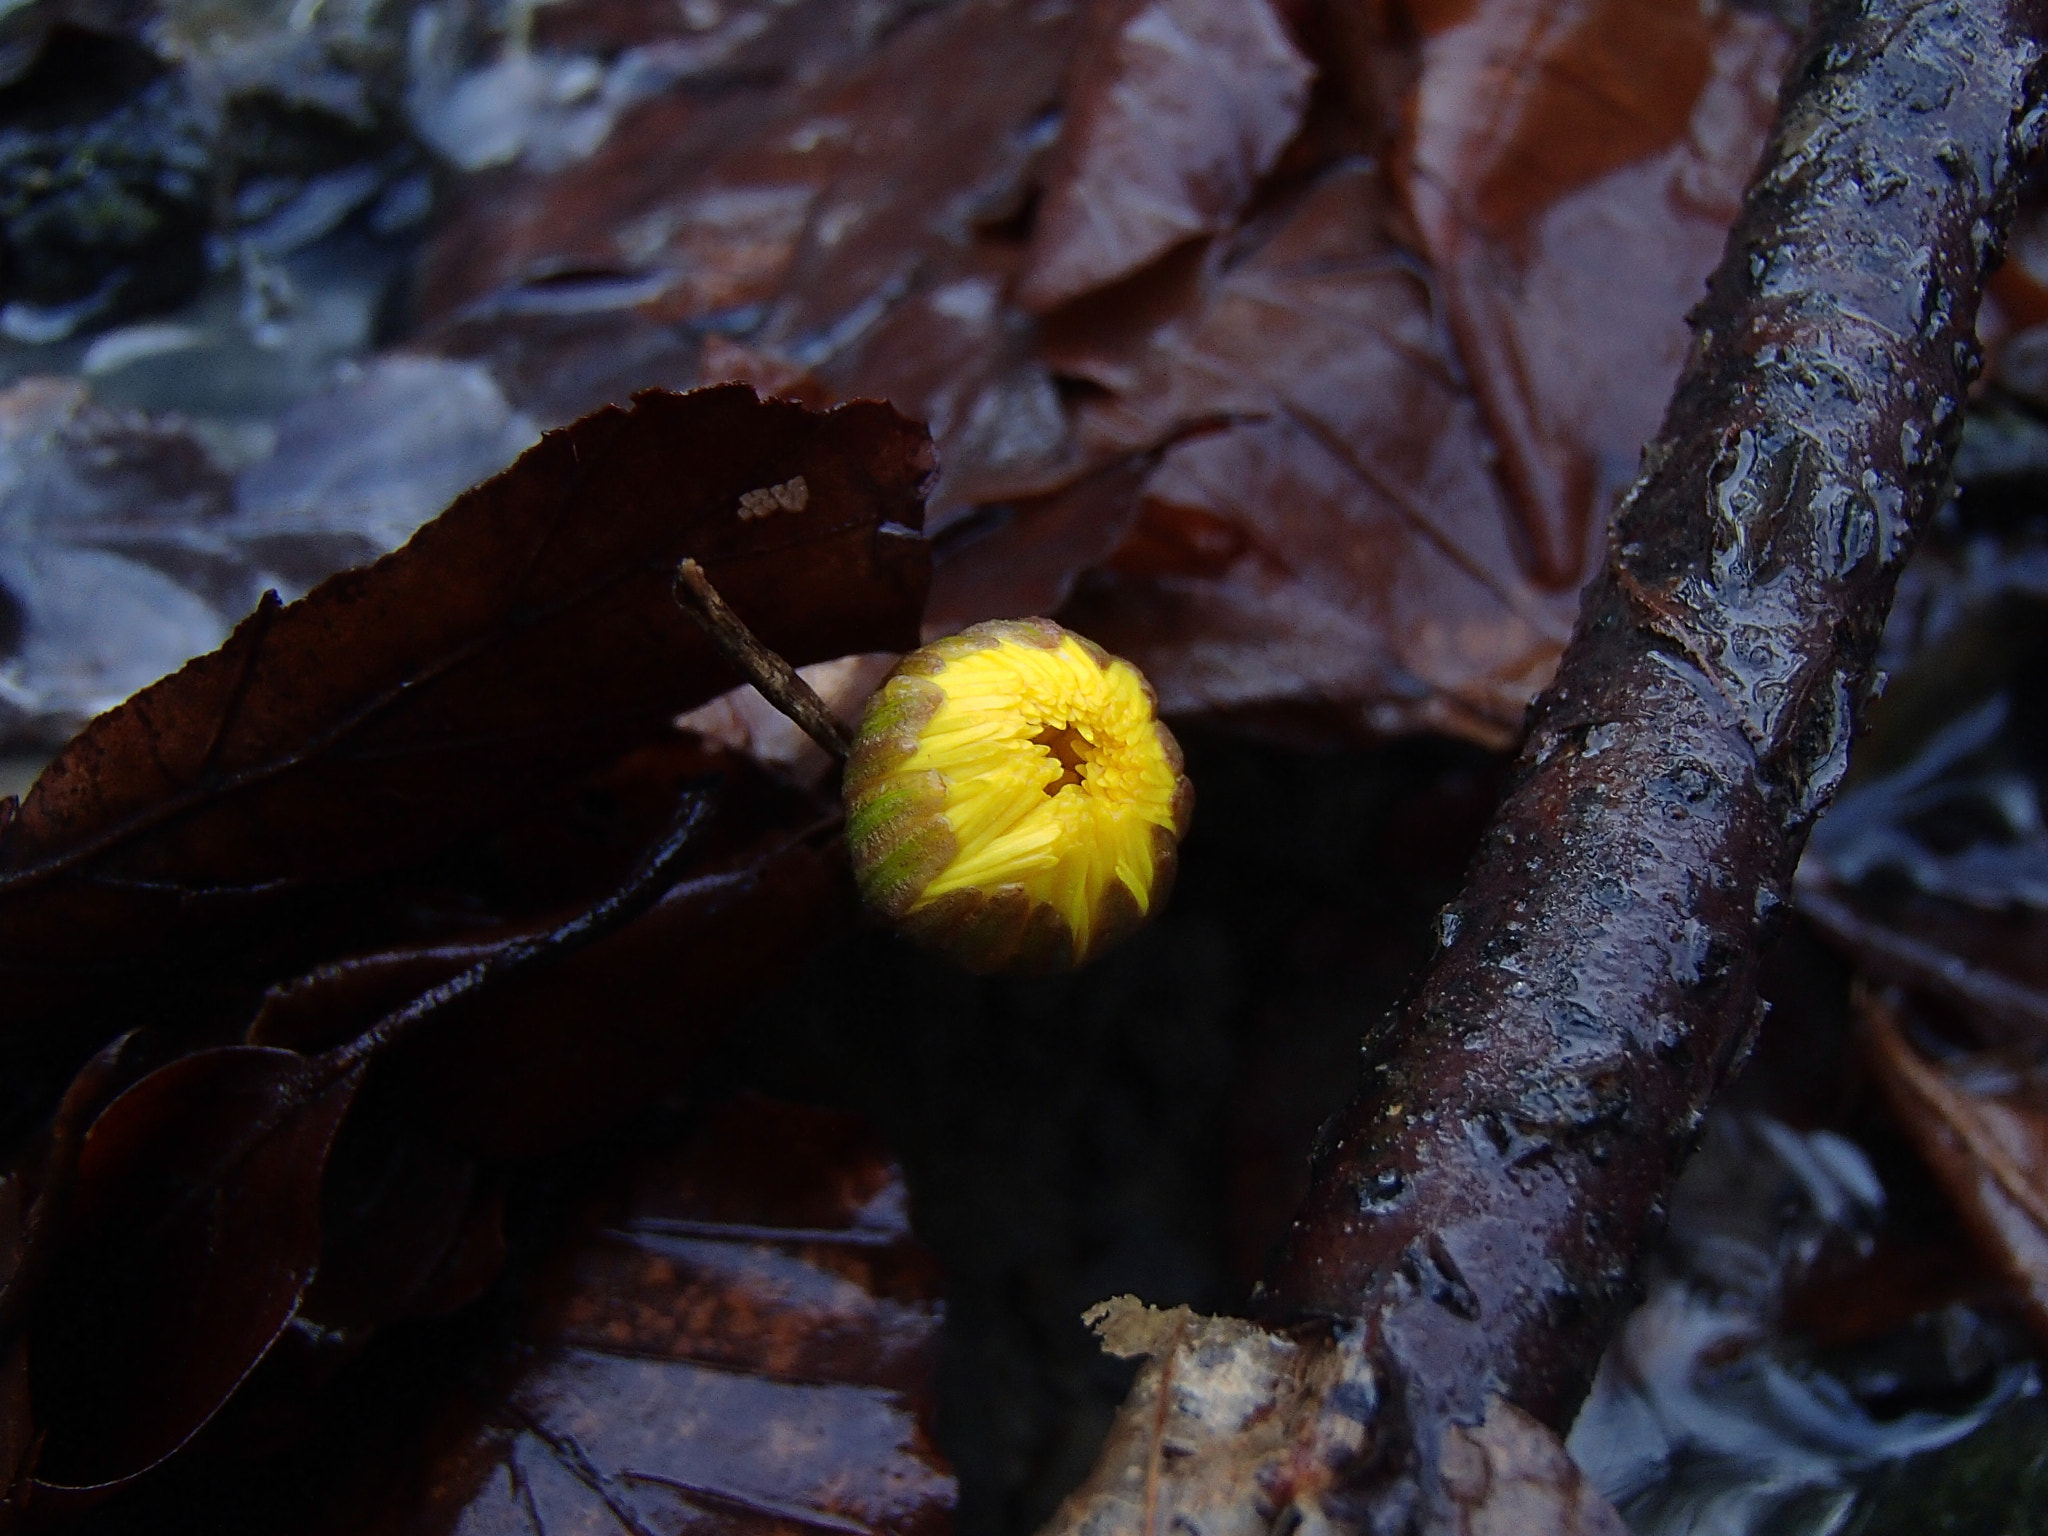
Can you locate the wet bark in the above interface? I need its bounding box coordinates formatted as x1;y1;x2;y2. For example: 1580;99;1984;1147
1261;0;2048;1480
1043;2;2048;1534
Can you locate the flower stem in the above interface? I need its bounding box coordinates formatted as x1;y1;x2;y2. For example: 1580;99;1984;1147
673;558;851;762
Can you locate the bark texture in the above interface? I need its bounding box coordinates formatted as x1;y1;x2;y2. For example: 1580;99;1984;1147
1261;0;2048;1468
1042;3;2048;1534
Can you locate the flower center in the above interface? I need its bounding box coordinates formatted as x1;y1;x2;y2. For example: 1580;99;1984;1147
1033;722;1095;795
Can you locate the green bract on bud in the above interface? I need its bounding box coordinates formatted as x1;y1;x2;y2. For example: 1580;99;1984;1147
843;618;1195;975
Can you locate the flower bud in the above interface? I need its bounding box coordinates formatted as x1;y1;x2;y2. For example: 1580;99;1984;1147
844;618;1194;974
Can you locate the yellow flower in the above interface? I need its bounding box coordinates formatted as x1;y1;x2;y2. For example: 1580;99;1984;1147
844;618;1194;974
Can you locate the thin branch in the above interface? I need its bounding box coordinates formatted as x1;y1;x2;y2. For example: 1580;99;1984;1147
675;559;852;761
331;786;722;1071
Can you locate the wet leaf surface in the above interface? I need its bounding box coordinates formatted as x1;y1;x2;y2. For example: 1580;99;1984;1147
1016;0;1313;312
1022;164;1577;745
408;0;1788;749
1393;0;1789;584
0;380;929;1515
1567;1101;2036;1536
0;360;547;757
1795;524;2048;1352
0;384;931;1147
228;355;542;568
0;378;240;751
22;785;737;1493
420;0;1096;527
7;0;2047;1531
0;0;1794;764
194;738;850;1395
62;1095;953;1536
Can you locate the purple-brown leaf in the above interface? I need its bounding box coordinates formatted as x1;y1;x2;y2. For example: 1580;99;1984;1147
1017;0;1315;311
0;386;931;1151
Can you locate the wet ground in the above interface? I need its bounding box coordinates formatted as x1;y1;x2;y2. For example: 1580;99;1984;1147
4;0;2048;1531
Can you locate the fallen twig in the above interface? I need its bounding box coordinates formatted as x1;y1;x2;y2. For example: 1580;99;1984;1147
1040;1;2048;1530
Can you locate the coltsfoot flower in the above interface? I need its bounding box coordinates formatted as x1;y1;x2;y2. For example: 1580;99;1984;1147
844;618;1194;974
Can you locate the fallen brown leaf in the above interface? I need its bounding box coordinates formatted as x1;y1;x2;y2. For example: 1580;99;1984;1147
0;385;930;1151
24;790;726;1493
1862;990;2048;1344
419;0;1082;523
1022;165;1577;745
1017;0;1314;311
414;0;1787;751
1394;0;1789;584
342;1096;954;1536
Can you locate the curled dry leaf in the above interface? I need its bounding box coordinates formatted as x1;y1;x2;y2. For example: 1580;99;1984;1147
1017;0;1315;312
338;1096;955;1536
1862;992;2048;1344
0;384;932;1151
1038;1298;1376;1536
1434;1399;1629;1536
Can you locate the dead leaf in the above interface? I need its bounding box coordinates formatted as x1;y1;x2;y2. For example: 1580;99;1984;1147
1012;165;1577;745
29;1046;364;1490
1801;885;2048;1050
418;0;1091;526
418;0;1075;361
12;1097;951;1535
0;385;930;1152
346;1095;955;1536
227;355;540;565
1434;1398;1630;1536
243;807;847;1387
1862;992;2048;1344
24;787;729;1493
315;827;846;1165
1017;0;1315;311
287;1122;504;1343
0;378;241;753
925;456;1156;635
1394;0;1790;584
679;652;902;788
413;0;1785;750
1039;1298;1375;1536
